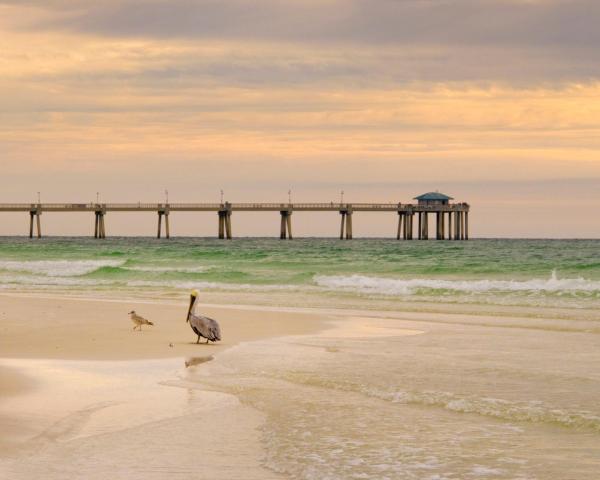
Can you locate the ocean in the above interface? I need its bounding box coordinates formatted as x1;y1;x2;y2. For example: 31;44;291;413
0;237;598;317
2;237;599;479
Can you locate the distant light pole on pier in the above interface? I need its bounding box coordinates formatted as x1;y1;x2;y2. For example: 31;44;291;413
340;190;344;205
37;192;40;204
165;189;169;205
96;192;100;204
220;189;224;204
288;189;292;204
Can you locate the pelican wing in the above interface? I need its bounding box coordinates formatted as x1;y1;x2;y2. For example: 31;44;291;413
189;313;222;342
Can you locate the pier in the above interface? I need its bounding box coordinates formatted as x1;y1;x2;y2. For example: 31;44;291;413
0;192;469;240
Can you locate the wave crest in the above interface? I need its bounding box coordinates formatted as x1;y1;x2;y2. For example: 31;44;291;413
0;260;125;277
314;271;600;296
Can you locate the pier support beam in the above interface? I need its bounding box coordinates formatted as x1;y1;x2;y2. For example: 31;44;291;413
422;212;428;240
339;208;352;239
94;210;106;238
218;203;232;239
454;211;459;240
448;212;452;240
218;211;226;239
460;211;465;240
225;212;232;239
417;213;422;240
280;210;292;239
441;212;445;239
405;212;413;240
29;210;42;238
100;214;106;238
397;213;404;240
465;211;469;240
95;213;106;239
157;209;171;239
345;212;353;239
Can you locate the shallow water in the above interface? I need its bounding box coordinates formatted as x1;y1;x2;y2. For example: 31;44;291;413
193;316;600;479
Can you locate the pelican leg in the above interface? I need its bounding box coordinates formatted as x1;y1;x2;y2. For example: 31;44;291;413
196;335;200;344
206;339;209;344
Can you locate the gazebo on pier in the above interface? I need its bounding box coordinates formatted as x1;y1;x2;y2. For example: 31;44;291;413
402;191;468;240
413;192;453;206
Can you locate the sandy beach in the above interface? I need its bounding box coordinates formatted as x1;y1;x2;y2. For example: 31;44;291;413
2;290;600;479
0;294;327;361
0;294;331;478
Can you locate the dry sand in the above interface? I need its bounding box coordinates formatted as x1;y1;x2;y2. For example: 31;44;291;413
0;293;331;478
0;294;327;362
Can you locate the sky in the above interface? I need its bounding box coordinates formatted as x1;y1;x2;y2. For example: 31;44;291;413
0;0;599;237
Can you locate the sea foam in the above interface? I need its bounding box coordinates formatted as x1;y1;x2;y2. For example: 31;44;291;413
0;260;125;277
314;270;600;296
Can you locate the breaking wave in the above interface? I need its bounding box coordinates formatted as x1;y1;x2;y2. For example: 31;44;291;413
123;265;207;274
0;260;125;277
314;270;600;296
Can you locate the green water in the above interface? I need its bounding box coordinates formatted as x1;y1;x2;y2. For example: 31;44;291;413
0;237;598;315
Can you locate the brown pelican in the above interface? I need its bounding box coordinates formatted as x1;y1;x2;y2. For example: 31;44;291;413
186;290;221;344
129;310;154;331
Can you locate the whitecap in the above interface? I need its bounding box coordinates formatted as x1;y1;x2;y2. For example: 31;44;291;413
0;260;125;277
313;271;600;296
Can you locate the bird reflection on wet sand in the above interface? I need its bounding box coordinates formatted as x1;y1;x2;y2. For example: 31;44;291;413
185;355;214;368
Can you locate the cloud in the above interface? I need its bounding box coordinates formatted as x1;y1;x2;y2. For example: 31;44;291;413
3;0;598;47
1;0;599;85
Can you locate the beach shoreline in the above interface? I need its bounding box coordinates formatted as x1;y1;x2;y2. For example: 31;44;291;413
0;293;429;479
2;291;600;478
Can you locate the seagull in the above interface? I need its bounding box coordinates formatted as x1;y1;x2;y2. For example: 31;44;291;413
186;290;221;344
129;310;154;331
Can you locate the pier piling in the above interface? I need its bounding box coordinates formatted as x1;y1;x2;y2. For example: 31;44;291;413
218;211;226;239
345;210;353;240
157;207;170;239
280;210;292;239
397;212;403;240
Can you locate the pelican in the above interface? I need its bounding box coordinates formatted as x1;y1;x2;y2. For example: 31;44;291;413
129;310;154;331
186;290;221;344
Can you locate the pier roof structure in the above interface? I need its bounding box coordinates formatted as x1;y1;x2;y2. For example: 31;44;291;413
413;192;453;201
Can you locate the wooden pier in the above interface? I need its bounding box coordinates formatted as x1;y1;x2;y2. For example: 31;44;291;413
0;193;469;240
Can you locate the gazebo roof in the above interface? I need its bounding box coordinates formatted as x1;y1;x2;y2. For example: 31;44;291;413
413;192;453;201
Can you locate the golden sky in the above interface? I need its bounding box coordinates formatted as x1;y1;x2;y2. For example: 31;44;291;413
1;1;599;237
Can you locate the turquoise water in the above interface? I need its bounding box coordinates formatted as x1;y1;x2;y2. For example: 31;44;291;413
0;237;598;315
